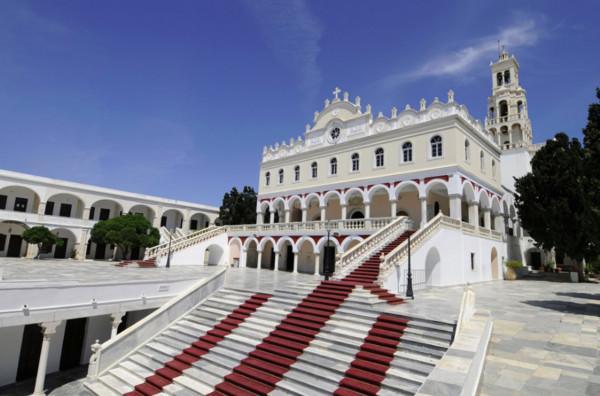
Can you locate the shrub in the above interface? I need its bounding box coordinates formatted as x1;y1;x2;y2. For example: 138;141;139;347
505;260;523;270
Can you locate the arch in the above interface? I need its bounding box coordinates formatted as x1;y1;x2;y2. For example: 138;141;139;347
228;238;242;266
323;190;342;220
368;184;391;218
258;236;277;252
491;196;502;215
244;238;259;268
295;236;316;254
129;204;156;224
190;212;210;230
394;180;420;198
287;195;303;222
316;236;341;252
258;201;270;213
259;238;276;270
477;190;491;210
160;208;184;229
49;227;77;259
394;181;421;225
344;188;366;220
45;192;85;218
297;237;317;274
367;184;391;202
0;185;42;214
496;72;503;86
305;193;322;221
0;220;30;257
425;247;442;285
341;236;364;253
323;190;342;205
425;180;449;220
499;100;508;117
271;198;286;223
343;187;366;205
204;244;225;266
461;181;476;203
316;236;339;276
491;247;499;280
90;199;124;221
277;237;295;272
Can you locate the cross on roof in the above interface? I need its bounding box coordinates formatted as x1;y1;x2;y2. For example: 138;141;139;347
332;87;341;100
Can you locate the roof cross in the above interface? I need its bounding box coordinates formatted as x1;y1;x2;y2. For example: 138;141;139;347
332;87;341;100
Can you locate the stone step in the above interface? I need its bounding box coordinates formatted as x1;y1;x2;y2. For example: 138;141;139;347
99;372;136;394
85;380;120;396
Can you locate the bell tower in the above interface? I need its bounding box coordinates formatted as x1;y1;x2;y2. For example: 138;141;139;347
486;48;533;150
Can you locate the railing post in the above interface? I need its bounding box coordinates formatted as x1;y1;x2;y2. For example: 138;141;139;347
406;235;414;299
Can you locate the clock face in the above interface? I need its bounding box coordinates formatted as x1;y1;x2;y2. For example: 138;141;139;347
330;127;340;141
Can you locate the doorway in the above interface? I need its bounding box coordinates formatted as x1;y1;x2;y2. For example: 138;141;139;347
285;245;294;271
7;235;23;257
94;243;106;260
54;238;68;259
530;251;542;270
16;324;43;381
60;318;87;370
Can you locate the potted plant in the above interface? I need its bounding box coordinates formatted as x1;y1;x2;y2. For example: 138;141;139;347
505;260;522;280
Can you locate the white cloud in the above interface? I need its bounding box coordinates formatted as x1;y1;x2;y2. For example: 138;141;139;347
243;0;322;101
381;18;542;87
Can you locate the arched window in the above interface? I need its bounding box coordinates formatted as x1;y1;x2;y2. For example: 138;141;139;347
480;151;485;171
489;107;495;119
430;135;443;158
496;72;503;86
311;162;318;178
402;142;413;163
351;153;360;172
265;172;270;186
330;158;337;175
492;160;496;178
278;169;284;184
375;148;384;168
517;101;523;114
294;165;300;182
464;140;470;161
499;101;508;118
504;70;511;84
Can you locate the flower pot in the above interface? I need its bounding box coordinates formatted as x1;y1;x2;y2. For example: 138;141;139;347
505;267;517;280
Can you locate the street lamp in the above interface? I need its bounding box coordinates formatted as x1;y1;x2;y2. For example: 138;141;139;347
324;220;339;281
406;234;414;299
166;230;173;268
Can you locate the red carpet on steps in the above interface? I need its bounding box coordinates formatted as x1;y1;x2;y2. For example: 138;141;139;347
206;281;356;396
122;293;272;396
334;313;410;396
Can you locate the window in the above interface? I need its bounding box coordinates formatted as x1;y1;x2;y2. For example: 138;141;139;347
402;142;413;163
0;234;5;251
480;151;485;171
351;153;360;172
464;140;470;161
160;216;167;227
0;195;6;210
430;135;443;158
504;70;511;84
470;253;475;271
14;197;27;212
489;107;495;119
190;219;198;230
330;158;337;175
99;208;110;221
278;169;284;184
59;203;72;217
265;172;270;186
294;166;300;182
496;72;503;86
499;101;508;117
375;148;384;168
517;101;523;114
311;162;318;178
89;206;95;220
45;201;55;215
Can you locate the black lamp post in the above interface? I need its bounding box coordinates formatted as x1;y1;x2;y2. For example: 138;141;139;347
406;234;414;299
166;231;172;268
324;221;338;281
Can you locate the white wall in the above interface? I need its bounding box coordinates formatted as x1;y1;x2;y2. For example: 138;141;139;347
81;315;112;365
0;325;24;386
157;232;229;267
500;149;531;192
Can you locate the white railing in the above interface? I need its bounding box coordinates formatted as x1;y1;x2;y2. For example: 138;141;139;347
145;226;224;258
85;267;226;381
227;217;396;235
379;215;503;282
334;216;414;279
0;209;95;229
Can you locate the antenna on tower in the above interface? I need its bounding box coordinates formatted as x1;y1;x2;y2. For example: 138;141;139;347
497;40;501;56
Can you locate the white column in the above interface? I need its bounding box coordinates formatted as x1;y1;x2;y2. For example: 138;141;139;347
83;207;92;221
483;209;491;229
240;248;248;268
38;202;47;215
313;254;320;275
284;209;290;223
449;194;462;220
26;243;38;259
32;321;61;396
364;202;371;219
301;208;308;223
293;252;299;273
256;211;263;225
390;199;397;217
75;229;89;260
269;211;275;224
469;203;479;227
320;206;326;221
274;252;280;272
420;197;427;227
110;312;125;338
257;250;263;271
341;204;347;220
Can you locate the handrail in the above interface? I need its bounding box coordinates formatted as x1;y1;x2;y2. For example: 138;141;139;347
85;267;226;380
145;226;224;258
334;216;414;279
226;217;396;234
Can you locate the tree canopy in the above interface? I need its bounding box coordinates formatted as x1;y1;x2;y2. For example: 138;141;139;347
515;88;600;277
22;226;63;259
90;213;160;259
218;186;257;225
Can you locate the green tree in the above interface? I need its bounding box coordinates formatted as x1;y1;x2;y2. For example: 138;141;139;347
219;186;257;225
515;89;600;281
22;226;63;259
91;213;160;260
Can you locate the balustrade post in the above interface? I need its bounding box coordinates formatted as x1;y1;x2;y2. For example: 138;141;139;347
293;252;299;273
420;198;427;228
257;250;263;271
274;252;280;272
314;253;320;276
341;204;347;220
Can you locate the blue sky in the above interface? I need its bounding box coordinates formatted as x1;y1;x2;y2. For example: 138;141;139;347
0;0;598;206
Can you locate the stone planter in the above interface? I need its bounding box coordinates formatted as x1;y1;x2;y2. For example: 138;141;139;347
505;267;517;280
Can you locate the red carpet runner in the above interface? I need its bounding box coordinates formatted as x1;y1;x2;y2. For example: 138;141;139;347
206;281;355;396
334;313;409;395
124;293;272;396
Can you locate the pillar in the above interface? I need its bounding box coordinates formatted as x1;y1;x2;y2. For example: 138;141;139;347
26;243;38;259
240;248;248;268
257;250;263;271
293;252;299;273
284;209;290;223
341;204;347;220
420;197;427;227
75;229;89;260
38;202;47;215
468;202;479;227
274;252;280;271
83;207;92;221
314;253;320;275
364;202;371;219
301;208;307;223
320;206;326;221
449;194;462;220
390;199;397;218
256;212;263;225
110;312;125;338
483;209;491;229
32;321;61;396
269;211;275;224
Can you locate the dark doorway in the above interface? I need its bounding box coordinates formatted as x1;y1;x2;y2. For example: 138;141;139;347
530;251;542;270
94;243;106;260
59;203;72;217
285;245;294;271
60;318;87;370
130;246;141;260
190;220;198;230
16;324;43;381
7;235;23;257
54;238;68;259
99;208;110;221
14;197;28;212
434;201;440;216
269;248;275;269
117;312;129;334
45;201;55;215
350;211;364;219
160;216;167;227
